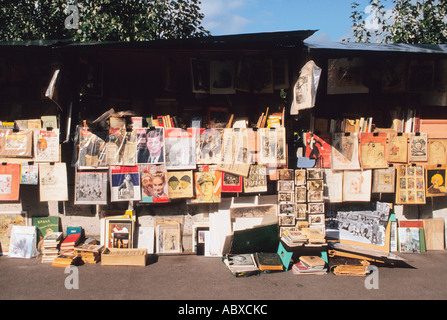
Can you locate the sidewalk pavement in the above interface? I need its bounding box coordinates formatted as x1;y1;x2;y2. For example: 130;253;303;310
1;251;446;303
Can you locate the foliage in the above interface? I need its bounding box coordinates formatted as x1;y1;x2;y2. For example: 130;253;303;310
345;0;447;44
0;0;210;41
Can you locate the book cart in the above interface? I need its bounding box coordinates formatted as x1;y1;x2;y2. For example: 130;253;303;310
0;32;446;276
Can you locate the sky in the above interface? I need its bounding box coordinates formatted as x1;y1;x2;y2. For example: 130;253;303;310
200;0;374;42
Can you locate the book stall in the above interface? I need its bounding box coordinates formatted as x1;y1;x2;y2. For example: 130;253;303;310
0;32;446;279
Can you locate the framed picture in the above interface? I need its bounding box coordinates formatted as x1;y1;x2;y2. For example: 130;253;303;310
279;214;295;227
398;227;421;253
105;217;134;249
372;166;396;194
327;57;369;95
396;164;426;204
425;165;447;197
306;168;324;180
156;223;182;254
308;213;325;225
278;191;294;203
308;203;324;214
190;58;209;94
279;203;295;215
210;59;236;95
307;179;324;202
74;170;108;205
295;186;307;203
294;169;306;186
278;169;294;180
295;204;307;220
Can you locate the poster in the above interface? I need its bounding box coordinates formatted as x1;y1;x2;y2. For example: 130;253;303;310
342;170;372;202
196;128;224;165
0;129;33;158
372;166;396;194
425;165;447;197
166;171;194;199
359;132;388;169
74;171;108;205
331;132;361;170
0;163;21;201
388;133;408;163
107;128;137;166
136;127;165;164
20;163;39;185
39;163;68;202
110;165;141;202
77;128;108;169
192;166;221;203
139;164;169;203
409;133;428;162
257;127;286;166
33;129;60;162
395;164;426;204
218;128;253;177
290;60;322;114
164;128;196;170
303;132;331;168
0;212;27;255
327;58;369;95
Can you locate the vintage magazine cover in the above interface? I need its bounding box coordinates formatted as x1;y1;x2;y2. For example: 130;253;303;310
388;133;408;163
257;127;287;167
192;165;222;203
409;133;428;162
425;165;447;197
110;165;141;202
164;128;196;170
139;164;169;203
196;128;224;165
107;128;137;166
428;139;447;165
372;166;396;194
136;127;165;164
303;132;332;168
331;132;361;170
0;163;21;201
359;132;388;169
77;127;108;169
166;170;194;199
33;129;60;162
342;170;372;202
396;164;426;204
39;163;68;202
74;170;108;205
243;164;267;193
0;129;33;158
221;172;243;193
20;163;39;185
0;212;27;255
217;128;253;177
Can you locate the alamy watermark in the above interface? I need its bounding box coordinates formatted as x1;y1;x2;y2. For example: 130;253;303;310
364;265;379;290
64;265;79;289
65;4;79;30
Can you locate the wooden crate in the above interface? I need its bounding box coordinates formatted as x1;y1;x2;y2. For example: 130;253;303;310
101;248;147;266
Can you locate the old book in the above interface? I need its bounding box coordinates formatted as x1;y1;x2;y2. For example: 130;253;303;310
254;252;284;271
299;255;326;269
329;257;370;276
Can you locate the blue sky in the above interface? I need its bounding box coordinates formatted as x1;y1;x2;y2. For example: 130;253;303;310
200;0;373;42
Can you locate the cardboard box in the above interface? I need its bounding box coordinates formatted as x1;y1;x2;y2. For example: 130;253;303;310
101;248;147;266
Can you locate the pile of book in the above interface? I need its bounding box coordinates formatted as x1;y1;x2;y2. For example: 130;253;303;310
51;255;83;268
223;252;284;275
41;232;63;263
292;255;327;275
59;232;82;257
74;239;103;264
281;230;308;247
300;227;326;245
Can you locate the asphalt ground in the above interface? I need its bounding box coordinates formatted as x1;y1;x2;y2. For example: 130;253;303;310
0;251;446;317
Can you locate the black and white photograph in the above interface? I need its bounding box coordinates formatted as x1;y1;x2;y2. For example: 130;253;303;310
75;171;108;205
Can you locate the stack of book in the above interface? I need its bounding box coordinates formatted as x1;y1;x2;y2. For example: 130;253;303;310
51;255;83;268
223;253;259;274
300;227;326;245
281;230;308;247
292;256;327;275
59;232;82;257
41;232;63;263
74;241;103;264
